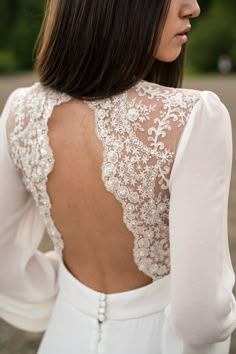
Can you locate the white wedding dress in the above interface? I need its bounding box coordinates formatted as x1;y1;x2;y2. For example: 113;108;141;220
0;80;236;354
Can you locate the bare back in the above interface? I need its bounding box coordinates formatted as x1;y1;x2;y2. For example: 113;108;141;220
48;99;151;292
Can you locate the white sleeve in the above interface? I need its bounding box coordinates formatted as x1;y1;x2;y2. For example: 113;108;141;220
0;90;60;332
168;91;236;350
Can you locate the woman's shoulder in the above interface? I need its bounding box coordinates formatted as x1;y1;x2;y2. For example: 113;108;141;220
4;82;72;124
5;82;70;107
136;79;223;102
2;83;42;119
2;82;72;155
135;80;201;97
5;82;41;102
134;80;228;120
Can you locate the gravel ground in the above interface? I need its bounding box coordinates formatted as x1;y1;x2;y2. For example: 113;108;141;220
0;73;236;353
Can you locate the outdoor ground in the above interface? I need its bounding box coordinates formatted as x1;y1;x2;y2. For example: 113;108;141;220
0;73;236;353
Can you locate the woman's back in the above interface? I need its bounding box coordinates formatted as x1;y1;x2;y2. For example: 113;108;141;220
48;91;151;293
8;80;199;293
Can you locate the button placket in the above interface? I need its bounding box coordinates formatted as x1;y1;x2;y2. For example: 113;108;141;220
98;293;107;324
96;293;107;344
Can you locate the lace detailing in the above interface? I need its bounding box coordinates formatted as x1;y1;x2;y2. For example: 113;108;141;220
88;82;200;279
9;83;71;252
9;81;200;280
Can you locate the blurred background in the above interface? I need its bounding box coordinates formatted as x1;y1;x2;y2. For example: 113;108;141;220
0;0;236;353
0;0;235;74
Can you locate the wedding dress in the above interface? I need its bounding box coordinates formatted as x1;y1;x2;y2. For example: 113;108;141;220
0;80;235;354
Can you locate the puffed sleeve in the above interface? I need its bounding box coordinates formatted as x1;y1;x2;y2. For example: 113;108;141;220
0;90;60;332
168;91;236;352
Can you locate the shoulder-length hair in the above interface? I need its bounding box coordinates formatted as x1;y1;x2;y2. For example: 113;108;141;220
35;0;185;100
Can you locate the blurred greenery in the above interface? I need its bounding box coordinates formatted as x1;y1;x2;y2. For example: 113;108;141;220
187;0;236;73
0;0;235;74
0;0;45;73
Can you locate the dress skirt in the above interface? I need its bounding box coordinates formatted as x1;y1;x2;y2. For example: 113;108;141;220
38;262;231;354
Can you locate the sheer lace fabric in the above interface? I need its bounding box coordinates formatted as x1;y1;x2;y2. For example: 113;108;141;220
8;81;199;280
8;84;71;252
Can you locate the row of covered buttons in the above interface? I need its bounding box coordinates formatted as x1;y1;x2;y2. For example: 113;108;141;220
98;293;107;323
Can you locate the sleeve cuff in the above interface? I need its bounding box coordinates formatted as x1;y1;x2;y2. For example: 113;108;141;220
0;293;56;332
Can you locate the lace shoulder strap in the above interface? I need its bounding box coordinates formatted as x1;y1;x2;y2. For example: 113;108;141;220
8;83;71;251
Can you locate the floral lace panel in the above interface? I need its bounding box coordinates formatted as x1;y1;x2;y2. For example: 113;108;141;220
8;81;200;280
88;82;200;280
8;83;72;252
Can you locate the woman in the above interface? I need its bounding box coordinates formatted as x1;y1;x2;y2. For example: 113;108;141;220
0;0;236;353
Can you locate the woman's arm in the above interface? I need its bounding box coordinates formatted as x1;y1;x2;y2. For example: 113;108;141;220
168;91;236;349
0;90;60;332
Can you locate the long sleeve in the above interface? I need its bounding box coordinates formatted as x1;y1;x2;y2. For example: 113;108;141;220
0;90;60;332
168;91;236;352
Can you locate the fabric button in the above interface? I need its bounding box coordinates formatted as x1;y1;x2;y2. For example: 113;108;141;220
97;293;107;324
99;308;106;314
100;293;106;301
98;314;105;323
100;300;106;308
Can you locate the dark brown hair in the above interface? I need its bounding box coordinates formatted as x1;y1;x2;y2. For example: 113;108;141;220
36;0;185;100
